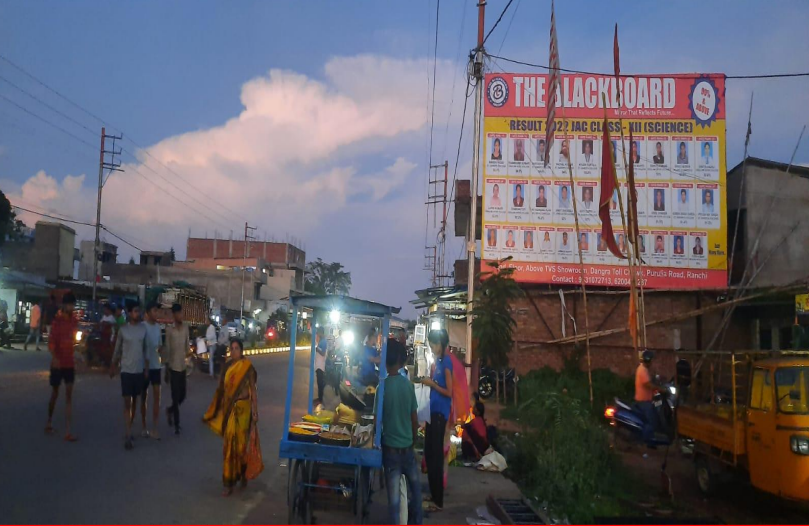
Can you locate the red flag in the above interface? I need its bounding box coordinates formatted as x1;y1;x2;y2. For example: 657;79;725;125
613;24;620;80
626;128;640;244
544;0;560;167
599;120;626;260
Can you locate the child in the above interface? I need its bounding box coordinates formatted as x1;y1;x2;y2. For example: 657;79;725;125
381;338;422;525
461;399;490;461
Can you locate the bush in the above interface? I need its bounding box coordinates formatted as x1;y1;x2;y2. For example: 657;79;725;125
504;359;636;522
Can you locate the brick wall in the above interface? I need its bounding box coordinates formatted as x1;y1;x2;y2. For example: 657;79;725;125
187;238;301;267
506;288;751;378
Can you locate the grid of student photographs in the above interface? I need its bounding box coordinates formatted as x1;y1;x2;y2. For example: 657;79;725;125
483;132;721;270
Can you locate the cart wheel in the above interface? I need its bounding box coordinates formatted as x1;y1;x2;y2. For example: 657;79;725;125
695;456;714;496
287;460;310;524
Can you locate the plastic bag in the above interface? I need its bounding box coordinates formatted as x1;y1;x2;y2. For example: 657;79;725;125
415;384;431;425
476;450;507;473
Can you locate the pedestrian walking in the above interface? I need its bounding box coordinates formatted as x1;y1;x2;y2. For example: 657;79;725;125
217;317;230;367
164;303;189;435
205;319;217;378
24;302;42;351
43;294;58;337
140;302;163;439
418;329;453;513
45;293;79;442
382;338;423;525
314;326;327;404
111;304;149;451
203;339;263;496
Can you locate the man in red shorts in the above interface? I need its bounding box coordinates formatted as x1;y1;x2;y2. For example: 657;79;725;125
45;293;78;442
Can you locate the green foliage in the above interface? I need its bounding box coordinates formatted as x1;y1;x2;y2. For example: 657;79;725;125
0;190;26;246
506;360;636;522
471;258;523;369
169;247;176;262
304;258;352;296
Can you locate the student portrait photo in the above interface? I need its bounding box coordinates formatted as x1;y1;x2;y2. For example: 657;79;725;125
490;183;502;208
653;141;665;164
673;235;685;255
676;141;689;165
692;236;705;255
581;140;594;163
486;228;497;247
558;185;572;209
654;235;666;254
513;184;525;208
491;138;503;161
536;139;547;162
700;142;714;166
559;232;571;251
513;139;526;162
535;185;548;208
505;230;516;248
616;233;627;255
541;231;553;251
702;189;715;214
579;232;589;251
597;233;607;252
653;189;666;212
581;186;595;210
524;231;534;249
675;188;689;212
558;139;570;163
630;141;641;164
638;234;646;253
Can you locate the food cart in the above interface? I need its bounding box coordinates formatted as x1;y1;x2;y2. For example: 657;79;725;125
279;295;399;524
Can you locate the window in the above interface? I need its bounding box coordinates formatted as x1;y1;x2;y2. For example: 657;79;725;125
759;328;772;351
775;367;809;414
750;368;773;411
779;327;793;350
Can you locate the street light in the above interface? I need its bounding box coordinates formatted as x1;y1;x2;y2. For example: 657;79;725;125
430;320;442;331
329;310;341;324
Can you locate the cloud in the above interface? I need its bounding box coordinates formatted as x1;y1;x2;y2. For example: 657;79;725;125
8;54;467;313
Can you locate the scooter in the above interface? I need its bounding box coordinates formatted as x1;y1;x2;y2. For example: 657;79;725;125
478;366;516;400
605;376;678;449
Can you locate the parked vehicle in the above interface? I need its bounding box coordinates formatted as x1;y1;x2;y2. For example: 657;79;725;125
478;366;516;400
604;376;678;449
675;351;809;502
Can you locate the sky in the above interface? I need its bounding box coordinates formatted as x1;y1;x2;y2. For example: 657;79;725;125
1;1;808;317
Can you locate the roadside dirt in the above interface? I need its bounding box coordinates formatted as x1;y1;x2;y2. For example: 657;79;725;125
615;443;807;524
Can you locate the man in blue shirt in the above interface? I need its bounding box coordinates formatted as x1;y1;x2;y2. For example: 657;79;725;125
359;327;380;387
139;302;163;439
419;329;453;512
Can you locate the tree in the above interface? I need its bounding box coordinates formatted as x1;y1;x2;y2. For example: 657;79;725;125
128;256;136;265
169;246;176;262
0;190;26;246
304;258;352;295
471;258;524;370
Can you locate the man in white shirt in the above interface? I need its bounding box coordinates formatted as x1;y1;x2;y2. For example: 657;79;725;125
315;326;327;404
676;189;689;213
205;320;217;378
541;232;553;251
558;186;572;209
702;190;715;214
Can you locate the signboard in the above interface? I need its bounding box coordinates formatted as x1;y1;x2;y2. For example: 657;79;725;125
797;294;809;315
482;73;727;288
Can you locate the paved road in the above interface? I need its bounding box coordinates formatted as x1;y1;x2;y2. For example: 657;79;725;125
0;346;315;524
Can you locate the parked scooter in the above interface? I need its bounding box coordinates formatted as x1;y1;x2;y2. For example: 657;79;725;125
605;376;678;449
478;366;516;400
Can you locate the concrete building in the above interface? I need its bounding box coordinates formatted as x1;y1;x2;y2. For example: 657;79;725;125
726;157;809;286
1;221;76;281
139;250;172;266
78;240;118;281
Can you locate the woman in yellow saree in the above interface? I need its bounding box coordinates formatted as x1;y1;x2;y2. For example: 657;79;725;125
204;339;264;496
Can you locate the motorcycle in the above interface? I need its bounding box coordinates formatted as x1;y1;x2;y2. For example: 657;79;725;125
604;376;678;449
478;366;516;400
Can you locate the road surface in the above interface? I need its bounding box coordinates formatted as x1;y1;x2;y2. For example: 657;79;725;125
0;346;322;524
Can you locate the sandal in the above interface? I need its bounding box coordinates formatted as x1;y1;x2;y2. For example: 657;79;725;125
222;488;233;497
423;502;443;512
64;434;79;442
141;430;151;438
44;425;57;436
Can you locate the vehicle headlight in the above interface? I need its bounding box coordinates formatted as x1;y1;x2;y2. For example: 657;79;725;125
790;435;809;455
669;386;677;395
75;331;83;342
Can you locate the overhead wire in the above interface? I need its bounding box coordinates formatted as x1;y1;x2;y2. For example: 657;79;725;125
481;0;516;48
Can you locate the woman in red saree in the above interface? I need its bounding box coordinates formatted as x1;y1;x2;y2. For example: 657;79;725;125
204;339;263;496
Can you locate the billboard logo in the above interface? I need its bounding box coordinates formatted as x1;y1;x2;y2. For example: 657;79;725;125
487;76;509;107
689;76;720;127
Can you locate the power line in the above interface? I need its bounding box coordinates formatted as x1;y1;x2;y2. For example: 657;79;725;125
484;52;809;80
495;0;521;56
0;93;97;151
481;0;516;48
101;226;143;252
0;53;252;225
11;204;95;227
439;0;468;163
427;0;440;166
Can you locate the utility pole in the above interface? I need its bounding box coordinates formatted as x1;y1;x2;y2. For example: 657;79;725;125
466;0;486;371
92;127;123;310
426;160;449;286
240;222;257;330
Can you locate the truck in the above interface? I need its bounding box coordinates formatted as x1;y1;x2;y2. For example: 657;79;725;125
676;350;809;502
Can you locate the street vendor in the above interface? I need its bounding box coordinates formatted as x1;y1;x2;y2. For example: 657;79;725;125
359;326;380;387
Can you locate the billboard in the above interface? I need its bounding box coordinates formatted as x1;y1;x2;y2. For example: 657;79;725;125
482;73;727;288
